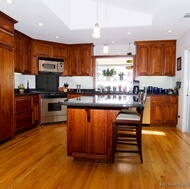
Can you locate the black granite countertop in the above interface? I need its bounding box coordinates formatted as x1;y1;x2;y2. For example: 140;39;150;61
59;95;144;109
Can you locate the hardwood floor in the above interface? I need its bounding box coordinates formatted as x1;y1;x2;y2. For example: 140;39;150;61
0;124;190;189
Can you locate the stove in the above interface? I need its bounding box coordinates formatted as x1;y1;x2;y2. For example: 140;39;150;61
40;91;67;99
33;90;68;124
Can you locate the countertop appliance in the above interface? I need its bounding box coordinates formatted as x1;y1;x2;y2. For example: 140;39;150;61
133;86;139;94
39;59;64;73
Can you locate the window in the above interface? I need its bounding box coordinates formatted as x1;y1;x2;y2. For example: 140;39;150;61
95;57;133;92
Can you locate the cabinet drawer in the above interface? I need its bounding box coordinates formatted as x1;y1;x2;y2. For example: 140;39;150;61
15;111;33;130
151;95;168;103
15;97;33;112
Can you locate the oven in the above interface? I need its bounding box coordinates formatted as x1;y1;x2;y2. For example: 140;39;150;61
40;93;67;125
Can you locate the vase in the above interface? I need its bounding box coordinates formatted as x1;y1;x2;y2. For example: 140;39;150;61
119;76;123;81
106;76;111;81
19;89;24;94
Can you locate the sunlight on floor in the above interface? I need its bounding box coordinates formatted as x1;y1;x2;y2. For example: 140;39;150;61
142;130;166;136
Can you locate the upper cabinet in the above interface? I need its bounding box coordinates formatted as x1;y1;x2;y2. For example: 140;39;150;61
31;40;68;75
65;44;94;76
14;30;32;74
135;40;176;76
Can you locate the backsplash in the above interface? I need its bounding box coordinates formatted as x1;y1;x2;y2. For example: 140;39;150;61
14;74;36;89
135;76;175;90
14;74;175;91
14;74;94;90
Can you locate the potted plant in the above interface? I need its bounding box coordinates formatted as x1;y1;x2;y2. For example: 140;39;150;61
118;72;125;80
18;84;25;94
102;68;116;80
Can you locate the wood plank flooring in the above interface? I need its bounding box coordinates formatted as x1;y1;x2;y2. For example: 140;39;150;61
0;124;190;189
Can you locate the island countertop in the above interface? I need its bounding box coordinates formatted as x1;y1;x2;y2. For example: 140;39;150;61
59;95;144;109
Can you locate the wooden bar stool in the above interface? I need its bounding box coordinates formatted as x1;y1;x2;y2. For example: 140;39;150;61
112;100;145;163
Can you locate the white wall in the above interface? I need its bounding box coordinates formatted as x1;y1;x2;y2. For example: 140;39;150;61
175;28;190;132
14;74;36;89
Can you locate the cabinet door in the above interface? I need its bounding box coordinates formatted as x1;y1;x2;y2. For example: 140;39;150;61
32;95;40;125
0;47;14;141
14;32;23;72
164;104;177;123
90;110;108;157
32;40;52;57
151;102;164;124
52;44;68;59
163;43;176;76
151;44;164;75
67;108;88;156
22;36;31;74
68;46;80;75
136;45;151;76
80;45;92;76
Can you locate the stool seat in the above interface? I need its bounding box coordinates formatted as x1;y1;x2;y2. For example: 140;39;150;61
116;113;140;121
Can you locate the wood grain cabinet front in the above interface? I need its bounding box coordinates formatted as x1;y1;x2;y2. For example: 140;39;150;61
151;95;178;126
14;95;40;133
66;44;94;76
67;108;118;162
135;40;176;76
0;12;17;142
14;30;32;74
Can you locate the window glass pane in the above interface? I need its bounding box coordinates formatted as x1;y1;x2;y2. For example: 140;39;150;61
95;58;133;92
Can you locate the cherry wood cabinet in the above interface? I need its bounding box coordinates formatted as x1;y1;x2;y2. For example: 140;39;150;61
0;12;17;142
14;94;40;133
67;108;118;162
14;30;32;74
151;95;178;126
31;40;68;75
135;40;176;76
65;44;94;76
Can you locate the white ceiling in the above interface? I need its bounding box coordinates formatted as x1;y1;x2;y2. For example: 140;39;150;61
1;0;190;46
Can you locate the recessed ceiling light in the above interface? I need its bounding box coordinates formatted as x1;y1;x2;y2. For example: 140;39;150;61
127;32;131;35
168;30;172;33
111;41;115;44
55;36;60;39
5;0;14;4
38;23;44;26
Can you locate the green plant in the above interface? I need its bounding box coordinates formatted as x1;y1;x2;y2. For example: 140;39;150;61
102;68;116;77
18;84;25;90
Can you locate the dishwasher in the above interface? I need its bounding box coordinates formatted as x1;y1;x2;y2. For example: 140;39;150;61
142;96;151;125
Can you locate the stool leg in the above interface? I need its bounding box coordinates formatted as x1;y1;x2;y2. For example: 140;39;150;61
112;123;117;163
137;126;143;163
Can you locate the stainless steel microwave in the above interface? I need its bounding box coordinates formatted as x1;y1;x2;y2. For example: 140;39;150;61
39;59;64;73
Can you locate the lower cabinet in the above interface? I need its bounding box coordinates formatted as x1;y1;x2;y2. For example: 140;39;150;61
14;94;40;133
67;108;118;162
151;95;178;126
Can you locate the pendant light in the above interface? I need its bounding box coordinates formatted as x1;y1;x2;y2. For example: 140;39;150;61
92;0;100;38
103;0;109;53
103;44;109;53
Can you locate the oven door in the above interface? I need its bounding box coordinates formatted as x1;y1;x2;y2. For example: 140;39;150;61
41;98;67;124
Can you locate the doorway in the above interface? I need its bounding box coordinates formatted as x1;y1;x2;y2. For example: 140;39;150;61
186;49;190;134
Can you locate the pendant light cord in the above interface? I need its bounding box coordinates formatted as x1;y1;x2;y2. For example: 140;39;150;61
97;0;99;23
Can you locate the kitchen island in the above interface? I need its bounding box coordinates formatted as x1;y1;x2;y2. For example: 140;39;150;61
59;95;144;163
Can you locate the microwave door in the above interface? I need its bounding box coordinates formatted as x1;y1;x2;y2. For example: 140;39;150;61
42;62;56;72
